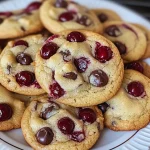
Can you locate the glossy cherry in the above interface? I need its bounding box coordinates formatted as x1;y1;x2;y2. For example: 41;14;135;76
32;80;41;89
15;71;35;86
0;103;13;121
13;40;28;47
24;1;41;13
78;108;96;124
49;82;65;99
58;117;75;134
59;12;75;22
95;42;113;63
40;42;58;59
46;35;59;43
124;62;144;73
67;31;86;42
55;0;68;8
0;11;13;17
74;57;89;73
127;81;144;97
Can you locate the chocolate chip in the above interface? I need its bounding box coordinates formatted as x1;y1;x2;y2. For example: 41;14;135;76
0;18;3;24
114;41;126;55
112;121;116;126
21;26;26;31
36;127;54;145
55;0;68;8
77;15;92;26
7;65;11;74
105;25;121;37
41;106;53;120
16;53;33;65
63;72;77;80
89;70;108;87
97;102;109;114
7;79;11;83
60;50;71;62
98;13;108;23
124;62;144;73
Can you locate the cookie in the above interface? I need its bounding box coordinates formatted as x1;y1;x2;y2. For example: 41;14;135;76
0;1;43;39
21;100;103;150
100;70;150;131
0;34;45;95
35;30;124;107
103;21;147;62
40;0;102;34
92;9;122;24
124;61;150;78
133;23;150;59
0;84;25;131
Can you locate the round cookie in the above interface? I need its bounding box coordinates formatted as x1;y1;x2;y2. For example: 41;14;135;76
103;21;147;62
0;34;45;95
40;0;102;34
133;23;150;59
125;61;150;78
101;70;150;131
21;100;104;150
35;30;124;107
0;85;25;131
0;1;43;39
92;9;122;24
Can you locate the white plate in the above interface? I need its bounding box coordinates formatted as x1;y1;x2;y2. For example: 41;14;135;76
0;0;150;150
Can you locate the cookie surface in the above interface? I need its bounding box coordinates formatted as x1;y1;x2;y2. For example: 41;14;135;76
21;99;103;150
35;30;124;107
92;9;122;24
0;1;43;39
40;0;102;33
0;34;45;95
103;70;150;131
0;85;25;131
103;21;147;62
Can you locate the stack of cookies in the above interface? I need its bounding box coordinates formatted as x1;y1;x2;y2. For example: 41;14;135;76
0;0;150;149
